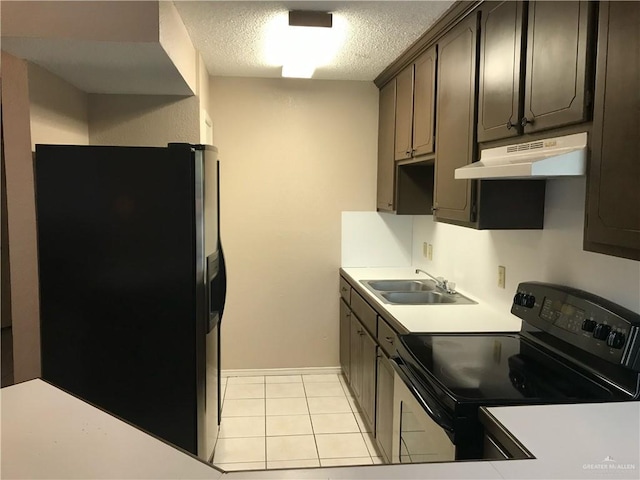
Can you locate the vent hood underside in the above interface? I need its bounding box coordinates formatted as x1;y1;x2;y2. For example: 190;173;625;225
455;132;588;180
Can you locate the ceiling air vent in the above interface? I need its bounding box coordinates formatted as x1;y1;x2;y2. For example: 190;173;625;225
507;140;545;153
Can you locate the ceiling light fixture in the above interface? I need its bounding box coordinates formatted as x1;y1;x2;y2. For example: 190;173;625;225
264;10;345;79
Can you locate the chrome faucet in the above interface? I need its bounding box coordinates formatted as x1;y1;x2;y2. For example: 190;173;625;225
415;268;456;294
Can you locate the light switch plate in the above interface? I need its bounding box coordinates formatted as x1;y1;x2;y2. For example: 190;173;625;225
427;244;433;261
498;265;506;289
423;242;429;258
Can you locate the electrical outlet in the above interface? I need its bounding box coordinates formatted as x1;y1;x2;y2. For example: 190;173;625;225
427;244;433;261
423;242;429;258
498;265;506;289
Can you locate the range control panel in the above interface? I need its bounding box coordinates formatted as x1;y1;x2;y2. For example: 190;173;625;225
512;282;640;371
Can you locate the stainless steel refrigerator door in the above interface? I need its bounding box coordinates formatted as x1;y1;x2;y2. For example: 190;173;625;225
198;146;222;461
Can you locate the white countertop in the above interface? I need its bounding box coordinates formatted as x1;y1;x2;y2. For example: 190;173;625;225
341;267;522;333
1;379;222;480
485;401;640;480
3;380;638;479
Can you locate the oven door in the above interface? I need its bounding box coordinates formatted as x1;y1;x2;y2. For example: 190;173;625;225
391;359;456;464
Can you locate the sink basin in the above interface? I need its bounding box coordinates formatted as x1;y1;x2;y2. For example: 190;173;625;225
359;278;476;305
381;291;457;304
365;280;436;292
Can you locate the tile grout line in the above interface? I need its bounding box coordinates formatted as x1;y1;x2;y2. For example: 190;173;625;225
301;375;322;468
262;376;267;466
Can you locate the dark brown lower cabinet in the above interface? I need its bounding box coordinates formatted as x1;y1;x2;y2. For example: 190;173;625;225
375;352;394;463
349;315;362;400
348;313;376;432
584;1;640;261
339;299;351;382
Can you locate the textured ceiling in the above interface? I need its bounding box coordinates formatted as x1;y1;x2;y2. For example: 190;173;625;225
174;1;456;81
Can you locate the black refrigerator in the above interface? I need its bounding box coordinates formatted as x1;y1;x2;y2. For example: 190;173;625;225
34;143;226;462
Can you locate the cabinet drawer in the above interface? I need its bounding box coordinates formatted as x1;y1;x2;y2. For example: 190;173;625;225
339;277;351;304
377;318;398;357
351;291;377;336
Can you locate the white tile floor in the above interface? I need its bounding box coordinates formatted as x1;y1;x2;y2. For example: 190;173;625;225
214;373;382;471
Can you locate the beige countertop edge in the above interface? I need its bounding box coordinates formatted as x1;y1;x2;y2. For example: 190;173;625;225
3;377;638;479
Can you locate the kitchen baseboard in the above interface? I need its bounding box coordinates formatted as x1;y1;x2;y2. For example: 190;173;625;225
221;366;342;378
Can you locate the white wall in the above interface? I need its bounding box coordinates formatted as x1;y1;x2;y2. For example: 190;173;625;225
88;94;199;146
1;1;159;42
412;177;640;314
209;76;378;370
159;1;197;94
1;52;41;382
28;63;89;147
342;212;413;267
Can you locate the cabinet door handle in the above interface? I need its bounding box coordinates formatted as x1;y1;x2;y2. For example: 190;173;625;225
387;202;393;207
431;207;438;212
346;312;351;318
506;119;515;130
358;330;365;336
405;150;411;157
341;287;348;292
385;336;394;344
521;116;534;127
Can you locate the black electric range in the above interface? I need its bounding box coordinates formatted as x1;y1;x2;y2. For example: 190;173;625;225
393;282;640;460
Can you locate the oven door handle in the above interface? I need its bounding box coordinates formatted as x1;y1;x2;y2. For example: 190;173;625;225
390;357;455;434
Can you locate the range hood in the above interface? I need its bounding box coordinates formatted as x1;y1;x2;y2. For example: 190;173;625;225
455;132;587;180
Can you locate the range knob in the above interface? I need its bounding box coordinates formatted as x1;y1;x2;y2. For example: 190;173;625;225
525;295;536;308
513;293;523;305
593;324;612;341
606;331;626;349
581;319;597;332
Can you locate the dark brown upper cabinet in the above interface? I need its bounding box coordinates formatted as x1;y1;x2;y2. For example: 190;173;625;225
584;1;640;261
434;7;546;229
412;46;437;157
377;80;396;212
394;46;437;161
478;1;594;142
394;66;414;161
434;13;478;224
477;1;526;142
522;1;594;134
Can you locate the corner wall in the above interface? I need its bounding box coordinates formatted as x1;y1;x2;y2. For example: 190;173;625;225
1;52;41;382
28;63;89;148
88;94;199;146
209;76;378;370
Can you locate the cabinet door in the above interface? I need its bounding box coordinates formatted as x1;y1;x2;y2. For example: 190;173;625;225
349;315;362;400
584;1;640;261
375;353;394;463
434;12;478;224
394;65;414;161
377;80;396;211
477;1;525;142
360;329;377;431
412;46;437;156
523;1;592;133
339;300;351;381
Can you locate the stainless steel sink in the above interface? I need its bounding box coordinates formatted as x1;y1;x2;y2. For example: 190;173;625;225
382;291;456;304
360;279;477;305
365;280;436;292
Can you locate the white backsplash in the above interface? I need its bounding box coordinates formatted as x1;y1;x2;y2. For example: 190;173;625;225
341;211;412;267
342;178;639;314
412;177;640;314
